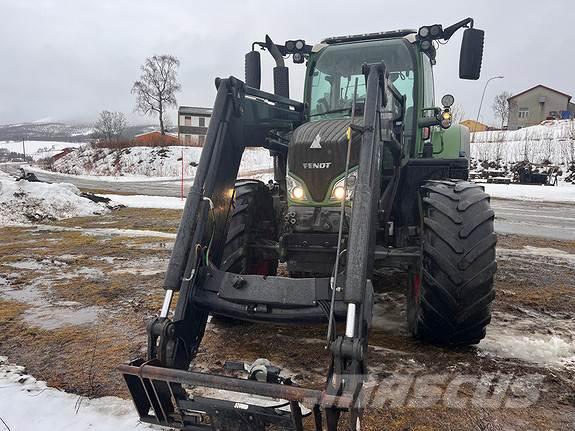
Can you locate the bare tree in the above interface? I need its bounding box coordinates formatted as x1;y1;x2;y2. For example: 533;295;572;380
492;91;512;129
450;102;466;124
131;55;181;134
94;110;127;143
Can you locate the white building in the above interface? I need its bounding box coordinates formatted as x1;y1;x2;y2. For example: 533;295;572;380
178;106;212;146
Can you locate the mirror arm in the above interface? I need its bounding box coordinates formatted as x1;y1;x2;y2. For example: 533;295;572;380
418;117;441;128
442;17;474;40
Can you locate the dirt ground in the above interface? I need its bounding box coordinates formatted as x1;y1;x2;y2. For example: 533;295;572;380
1;207;574;430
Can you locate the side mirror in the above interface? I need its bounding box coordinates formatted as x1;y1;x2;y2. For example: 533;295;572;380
459;28;484;80
245;50;261;89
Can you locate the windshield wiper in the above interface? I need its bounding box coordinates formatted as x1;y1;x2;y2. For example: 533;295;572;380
309;108;351;118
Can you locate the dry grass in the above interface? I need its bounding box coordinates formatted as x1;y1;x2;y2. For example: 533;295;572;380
0;299;29;321
0;314;145;397
54;207;182;233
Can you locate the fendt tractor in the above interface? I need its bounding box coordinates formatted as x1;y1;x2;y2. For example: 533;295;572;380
120;17;496;431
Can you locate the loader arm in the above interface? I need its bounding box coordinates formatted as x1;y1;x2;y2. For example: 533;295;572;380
120;64;404;430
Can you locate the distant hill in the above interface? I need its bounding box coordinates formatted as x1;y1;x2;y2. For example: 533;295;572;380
0;122;167;142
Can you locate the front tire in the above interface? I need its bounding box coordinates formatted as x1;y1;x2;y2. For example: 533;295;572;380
408;180;497;345
221;179;278;275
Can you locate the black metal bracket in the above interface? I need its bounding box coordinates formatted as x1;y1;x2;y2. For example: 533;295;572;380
120;359;355;431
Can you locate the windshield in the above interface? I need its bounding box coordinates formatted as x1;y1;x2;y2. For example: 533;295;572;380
307;39;415;124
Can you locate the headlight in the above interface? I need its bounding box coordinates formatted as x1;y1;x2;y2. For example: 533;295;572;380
287;175;309;201
330;171;357;201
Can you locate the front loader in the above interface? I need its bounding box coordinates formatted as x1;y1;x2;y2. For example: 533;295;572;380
120;18;496;430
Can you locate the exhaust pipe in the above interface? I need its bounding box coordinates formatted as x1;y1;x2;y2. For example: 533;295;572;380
265;35;289;98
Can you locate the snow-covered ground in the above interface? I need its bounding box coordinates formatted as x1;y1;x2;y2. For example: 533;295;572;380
0;356;157;431
483;182;575;203
48;145;273;178
103;194;185;209
0;140;85;161
0;171;109;225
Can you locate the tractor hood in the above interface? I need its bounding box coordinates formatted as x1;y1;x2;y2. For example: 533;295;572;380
288;119;361;202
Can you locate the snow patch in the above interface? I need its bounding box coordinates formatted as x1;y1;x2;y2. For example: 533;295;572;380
32;224;177;239
480;334;575;369
0;140;84;161
479;312;575;369
0;356;158;431
0;176;108;225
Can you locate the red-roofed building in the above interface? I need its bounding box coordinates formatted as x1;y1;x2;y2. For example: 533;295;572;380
133;131;180;146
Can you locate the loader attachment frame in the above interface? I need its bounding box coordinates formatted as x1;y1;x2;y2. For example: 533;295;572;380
121;62;402;430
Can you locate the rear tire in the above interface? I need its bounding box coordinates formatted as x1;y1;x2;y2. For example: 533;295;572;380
221;179;278;275
408;180;497;345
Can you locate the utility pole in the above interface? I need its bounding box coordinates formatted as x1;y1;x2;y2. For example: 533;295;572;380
181;148;184;200
22;138;26;160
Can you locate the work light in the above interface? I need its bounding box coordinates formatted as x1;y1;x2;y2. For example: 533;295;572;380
418;27;430;38
430;25;442;37
441;94;455;107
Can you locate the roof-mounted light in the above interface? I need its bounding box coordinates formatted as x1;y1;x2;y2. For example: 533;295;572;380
430;25;443;37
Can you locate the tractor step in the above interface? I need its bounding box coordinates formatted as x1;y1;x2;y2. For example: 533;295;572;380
119;359;353;431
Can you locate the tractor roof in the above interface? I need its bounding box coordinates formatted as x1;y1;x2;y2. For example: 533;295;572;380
322;29;416;45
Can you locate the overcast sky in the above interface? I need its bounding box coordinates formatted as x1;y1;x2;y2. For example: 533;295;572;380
0;0;573;126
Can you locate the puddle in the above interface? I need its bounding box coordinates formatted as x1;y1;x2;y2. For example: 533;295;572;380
109;256;166;276
22;305;101;330
1;275;103;329
94;256;121;264
6;260;49;270
371;292;408;335
123;240;174;250
5;258;71;271
73;267;107;281
1;280;46;305
57;254;86;262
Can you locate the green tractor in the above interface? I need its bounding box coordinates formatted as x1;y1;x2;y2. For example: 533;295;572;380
121;17;496;431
